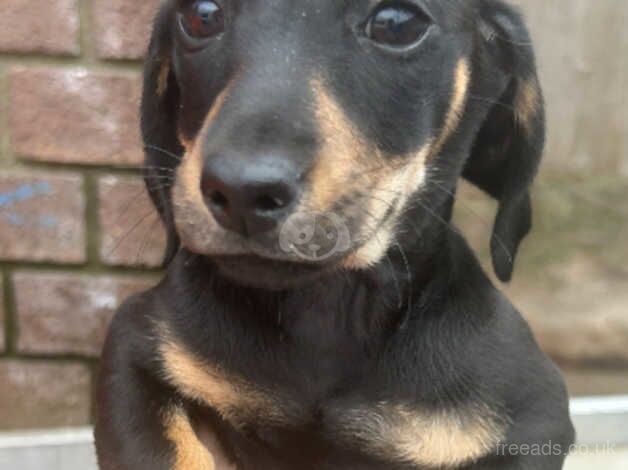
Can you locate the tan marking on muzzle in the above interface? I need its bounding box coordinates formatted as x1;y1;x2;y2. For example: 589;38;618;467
341;220;397;270
307;79;379;212
178;82;234;200
163;408;216;470
430;58;471;160
342;59;469;270
340;402;506;468
159;335;292;429
173;82;236;251
308;80;434;270
514;78;540;135
341;144;432;269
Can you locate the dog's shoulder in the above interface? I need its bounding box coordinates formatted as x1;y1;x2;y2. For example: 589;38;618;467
100;280;172;374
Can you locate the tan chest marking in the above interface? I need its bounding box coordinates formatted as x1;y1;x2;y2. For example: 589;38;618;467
339;402;507;468
160;339;291;428
163;408;216;470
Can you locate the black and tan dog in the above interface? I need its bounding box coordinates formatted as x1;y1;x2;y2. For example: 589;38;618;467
95;1;575;468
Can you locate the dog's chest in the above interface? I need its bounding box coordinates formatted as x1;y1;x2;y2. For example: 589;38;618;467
160;338;505;469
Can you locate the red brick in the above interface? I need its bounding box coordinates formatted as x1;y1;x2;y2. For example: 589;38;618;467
14;272;155;357
98;175;166;267
0;172;86;264
9;67;143;166
0;360;91;430
0;0;79;55
93;0;162;59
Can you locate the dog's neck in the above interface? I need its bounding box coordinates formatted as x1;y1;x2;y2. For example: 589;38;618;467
171;198;456;353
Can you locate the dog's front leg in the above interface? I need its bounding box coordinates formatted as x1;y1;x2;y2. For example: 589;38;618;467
94;301;223;470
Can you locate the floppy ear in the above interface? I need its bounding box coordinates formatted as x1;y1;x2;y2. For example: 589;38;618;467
463;1;545;282
141;5;183;265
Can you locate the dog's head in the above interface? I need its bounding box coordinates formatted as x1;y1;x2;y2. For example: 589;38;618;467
142;0;544;288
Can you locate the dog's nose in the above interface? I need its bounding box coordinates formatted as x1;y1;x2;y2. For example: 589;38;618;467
201;154;300;237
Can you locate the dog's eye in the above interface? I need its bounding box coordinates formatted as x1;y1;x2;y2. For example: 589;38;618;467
180;0;225;39
366;3;431;47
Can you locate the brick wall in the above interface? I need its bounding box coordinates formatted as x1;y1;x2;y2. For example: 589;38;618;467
1;0;627;430
0;0;163;429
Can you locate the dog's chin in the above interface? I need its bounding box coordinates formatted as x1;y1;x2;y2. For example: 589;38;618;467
210;255;335;290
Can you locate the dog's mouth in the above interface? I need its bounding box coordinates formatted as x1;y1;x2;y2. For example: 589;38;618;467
207;214;398;289
176;197;403;289
211;255;336;290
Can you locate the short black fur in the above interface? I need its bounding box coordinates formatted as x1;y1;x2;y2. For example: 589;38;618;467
96;1;574;469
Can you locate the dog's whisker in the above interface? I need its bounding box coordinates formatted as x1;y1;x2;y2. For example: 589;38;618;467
105;209;161;260
349;207;404;310
354;205;414;316
100;185;155;226
427;180;514;267
466;94;518;113
361;169;516;268
144;144;183;162
145;182;175;192
365;187;406;199
366;214;404;309
408;197;463;239
143;175;176;182
143;165;177;173
144;171;176;178
102;180;171;229
393;240;413;328
135;213;162;265
345;178;513;275
345;159;407;184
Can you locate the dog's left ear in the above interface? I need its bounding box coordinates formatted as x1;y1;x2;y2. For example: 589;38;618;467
141;5;183;266
463;1;545;282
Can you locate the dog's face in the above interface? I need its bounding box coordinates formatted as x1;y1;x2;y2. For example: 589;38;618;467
143;0;544;288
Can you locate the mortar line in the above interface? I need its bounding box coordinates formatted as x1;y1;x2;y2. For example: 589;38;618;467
2;269;17;356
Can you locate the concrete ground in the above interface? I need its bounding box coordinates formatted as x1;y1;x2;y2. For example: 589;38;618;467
0;428;626;470
566;448;628;470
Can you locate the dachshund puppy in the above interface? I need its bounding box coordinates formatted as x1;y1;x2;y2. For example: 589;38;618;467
95;1;575;469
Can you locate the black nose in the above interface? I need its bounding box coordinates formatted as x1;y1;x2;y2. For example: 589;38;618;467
201;154;300;237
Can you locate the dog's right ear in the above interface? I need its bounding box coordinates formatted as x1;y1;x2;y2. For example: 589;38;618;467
463;1;545;283
141;5;182;266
